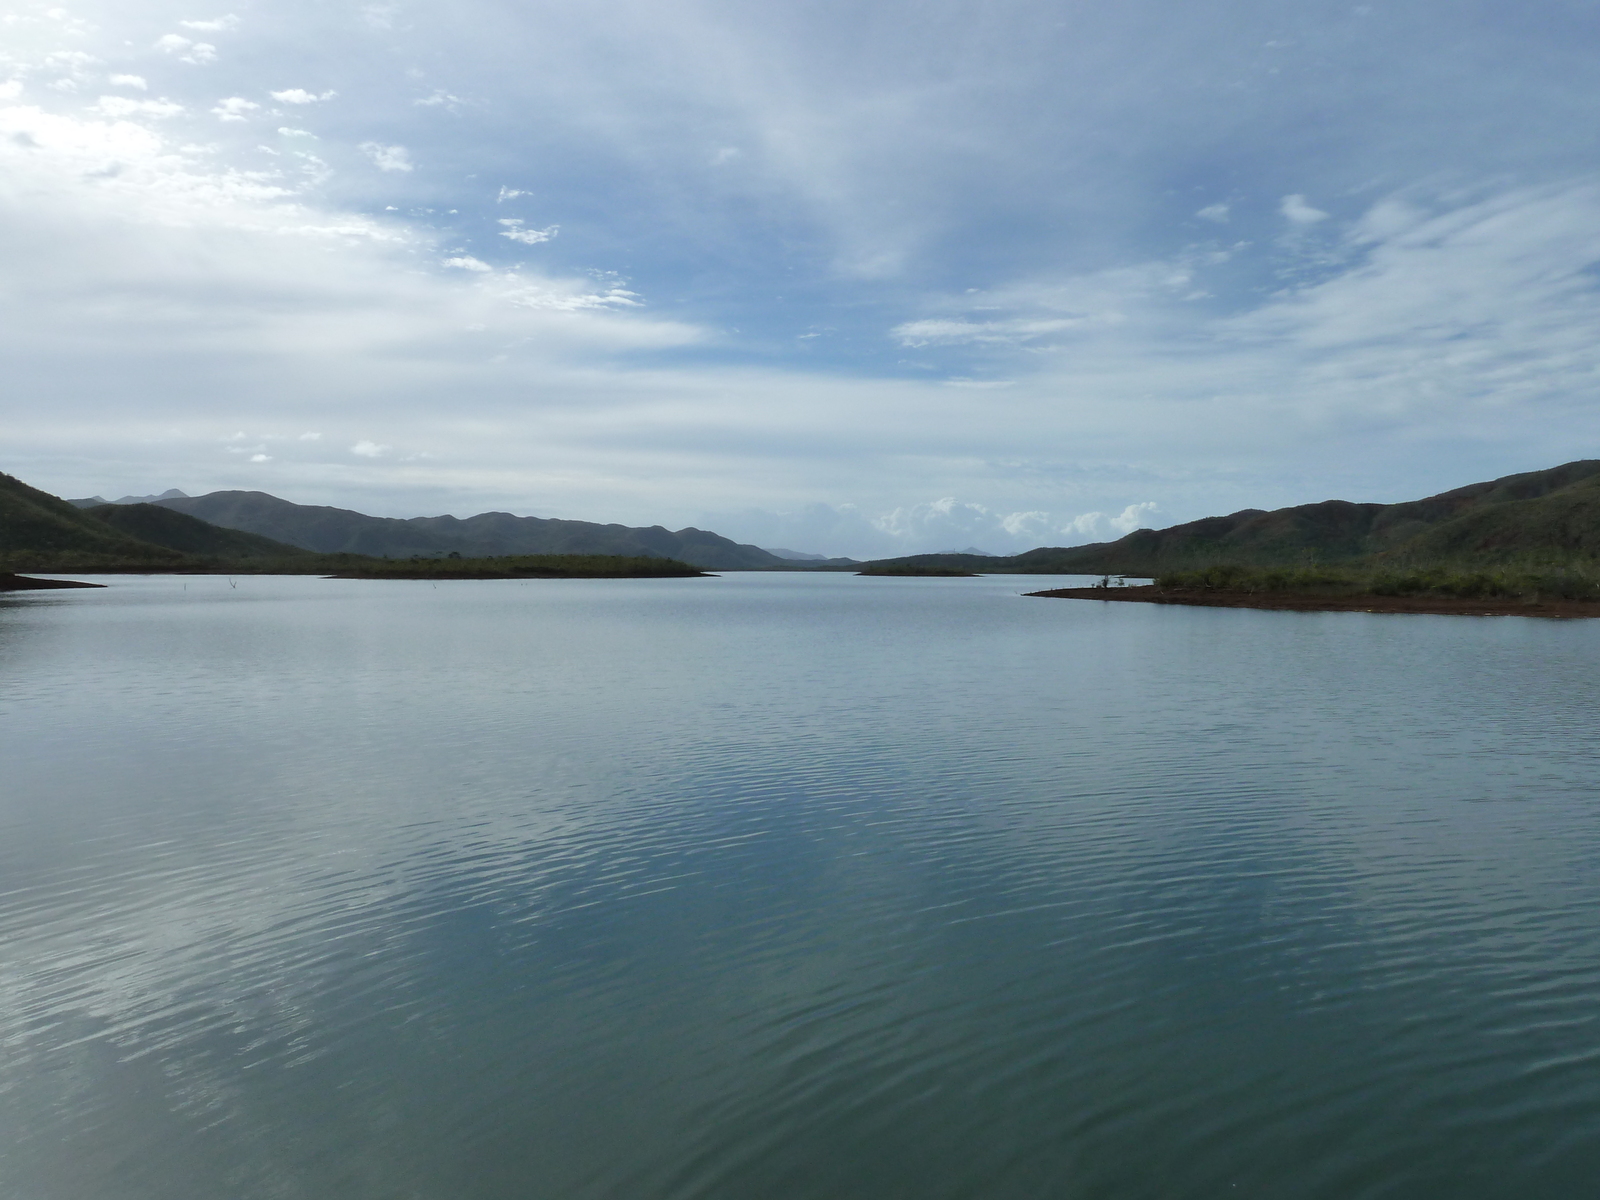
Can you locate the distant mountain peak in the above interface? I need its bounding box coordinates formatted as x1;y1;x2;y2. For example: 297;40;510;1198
113;489;189;504
763;547;829;561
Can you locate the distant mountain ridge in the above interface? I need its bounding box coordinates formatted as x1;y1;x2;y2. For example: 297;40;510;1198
136;490;851;570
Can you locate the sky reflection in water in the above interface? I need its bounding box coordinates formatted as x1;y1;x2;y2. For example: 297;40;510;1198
2;572;1598;1199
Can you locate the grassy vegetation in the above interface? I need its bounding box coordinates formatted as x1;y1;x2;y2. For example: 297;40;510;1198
1155;562;1600;602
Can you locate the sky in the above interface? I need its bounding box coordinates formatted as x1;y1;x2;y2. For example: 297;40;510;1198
3;0;1599;558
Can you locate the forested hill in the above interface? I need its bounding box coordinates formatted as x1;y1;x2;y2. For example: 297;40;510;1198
855;460;1600;575
133;490;802;570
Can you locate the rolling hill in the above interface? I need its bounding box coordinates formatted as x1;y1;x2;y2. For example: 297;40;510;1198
85;503;312;559
0;472;182;563
854;460;1600;575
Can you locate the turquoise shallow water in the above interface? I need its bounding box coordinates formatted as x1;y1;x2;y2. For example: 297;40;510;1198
2;571;1598;1199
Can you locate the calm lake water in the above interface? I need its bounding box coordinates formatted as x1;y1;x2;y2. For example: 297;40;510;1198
3;571;1598;1199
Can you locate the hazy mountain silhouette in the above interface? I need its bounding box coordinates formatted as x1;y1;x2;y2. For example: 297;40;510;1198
147;490;822;569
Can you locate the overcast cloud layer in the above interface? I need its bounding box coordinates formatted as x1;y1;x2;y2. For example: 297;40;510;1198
4;0;1599;557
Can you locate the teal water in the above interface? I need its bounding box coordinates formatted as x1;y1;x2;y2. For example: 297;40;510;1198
2;572;1598;1199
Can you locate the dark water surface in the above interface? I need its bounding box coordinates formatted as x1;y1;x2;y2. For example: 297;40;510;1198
3;572;1598;1199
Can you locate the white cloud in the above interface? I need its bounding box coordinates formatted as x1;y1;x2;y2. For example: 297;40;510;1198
0;81;22;101
95;96;186;119
153;35;218;65
496;187;527;202
498;218;557;245
1061;505;1155;539
442;255;492;271
350;440;391;457
414;90;463;108
1196;203;1229;223
45;51;99;72
211;96;259;122
179;16;240;32
1280;193;1329;225
248;452;271;462
1109;501;1159;533
299;432;322;441
360;142;412;172
109;75;148;90
871;497;1061;553
270;88;335;104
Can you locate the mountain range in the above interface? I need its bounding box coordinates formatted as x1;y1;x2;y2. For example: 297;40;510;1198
8;460;1600;577
64;490;857;570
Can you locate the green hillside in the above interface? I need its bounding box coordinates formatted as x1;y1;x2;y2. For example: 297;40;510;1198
86;503;312;559
854;460;1600;576
0;472;182;566
1;470;710;580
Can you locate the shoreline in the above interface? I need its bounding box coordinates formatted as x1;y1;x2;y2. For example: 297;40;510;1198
1025;584;1600;619
0;573;106;591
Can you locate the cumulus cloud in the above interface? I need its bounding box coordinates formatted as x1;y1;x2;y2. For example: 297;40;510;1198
153;35;218;65
442;255;492;271
350;441;391;457
1196;203;1229;223
496;187;527;202
211;97;260;121
109;75;148;90
498;218;557;245
1065;503;1160;540
360;142;413;172
870;498;1068;554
